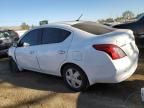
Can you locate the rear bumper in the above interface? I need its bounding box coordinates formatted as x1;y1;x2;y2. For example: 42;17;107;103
83;51;139;85
105;56;138;83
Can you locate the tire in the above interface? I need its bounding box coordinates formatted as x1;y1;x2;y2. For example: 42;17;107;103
9;57;20;73
62;64;89;91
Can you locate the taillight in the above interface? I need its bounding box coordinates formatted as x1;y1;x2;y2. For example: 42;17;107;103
93;44;126;60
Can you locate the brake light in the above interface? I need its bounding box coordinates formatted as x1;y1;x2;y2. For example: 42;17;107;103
93;44;126;60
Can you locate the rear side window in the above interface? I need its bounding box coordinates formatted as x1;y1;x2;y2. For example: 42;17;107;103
72;22;115;35
42;28;71;44
19;29;41;46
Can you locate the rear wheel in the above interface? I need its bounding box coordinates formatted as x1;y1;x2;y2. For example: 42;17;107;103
9;57;20;73
62;64;89;91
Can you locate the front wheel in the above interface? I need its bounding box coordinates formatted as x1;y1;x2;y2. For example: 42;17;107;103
9;57;20;73
62;65;89;91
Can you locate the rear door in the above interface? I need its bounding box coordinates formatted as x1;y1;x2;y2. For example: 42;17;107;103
15;29;42;71
37;27;72;75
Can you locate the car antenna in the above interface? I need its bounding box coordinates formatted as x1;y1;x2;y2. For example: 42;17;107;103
76;14;83;21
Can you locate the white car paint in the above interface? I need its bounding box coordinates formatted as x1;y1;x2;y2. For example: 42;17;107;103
8;21;139;86
16;30;27;37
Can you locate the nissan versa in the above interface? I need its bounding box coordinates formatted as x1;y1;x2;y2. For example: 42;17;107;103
8;21;139;91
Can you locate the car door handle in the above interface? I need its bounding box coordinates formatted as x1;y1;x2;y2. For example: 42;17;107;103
57;50;65;54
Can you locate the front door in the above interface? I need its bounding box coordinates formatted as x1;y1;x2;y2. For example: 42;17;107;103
15;29;42;71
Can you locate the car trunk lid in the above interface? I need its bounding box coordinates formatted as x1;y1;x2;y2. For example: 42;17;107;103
91;29;139;58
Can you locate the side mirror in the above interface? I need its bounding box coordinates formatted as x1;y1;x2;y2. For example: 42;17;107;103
17;41;30;47
23;42;30;47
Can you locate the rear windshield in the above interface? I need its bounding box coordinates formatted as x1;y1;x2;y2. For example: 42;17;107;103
72;22;115;35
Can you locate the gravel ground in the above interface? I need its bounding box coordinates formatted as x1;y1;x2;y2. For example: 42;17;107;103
0;57;143;108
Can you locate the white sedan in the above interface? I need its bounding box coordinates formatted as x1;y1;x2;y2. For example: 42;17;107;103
8;21;139;91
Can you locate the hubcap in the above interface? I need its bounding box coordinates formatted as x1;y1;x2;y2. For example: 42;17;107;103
65;68;82;88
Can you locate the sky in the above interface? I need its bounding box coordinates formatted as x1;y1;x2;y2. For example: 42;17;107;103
0;0;144;26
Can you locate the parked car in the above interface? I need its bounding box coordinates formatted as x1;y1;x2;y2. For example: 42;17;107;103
8;21;139;91
113;15;144;48
0;30;19;56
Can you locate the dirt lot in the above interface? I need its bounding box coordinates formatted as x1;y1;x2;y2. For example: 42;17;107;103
0;55;144;108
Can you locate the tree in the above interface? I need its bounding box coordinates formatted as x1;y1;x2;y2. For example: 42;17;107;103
21;22;30;30
122;11;135;20
98;19;105;24
115;17;124;23
105;18;114;23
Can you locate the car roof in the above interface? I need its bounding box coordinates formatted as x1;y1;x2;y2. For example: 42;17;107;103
31;21;115;35
36;21;97;28
55;21;90;25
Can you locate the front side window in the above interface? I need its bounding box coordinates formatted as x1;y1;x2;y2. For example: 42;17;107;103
42;28;71;44
18;29;41;47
